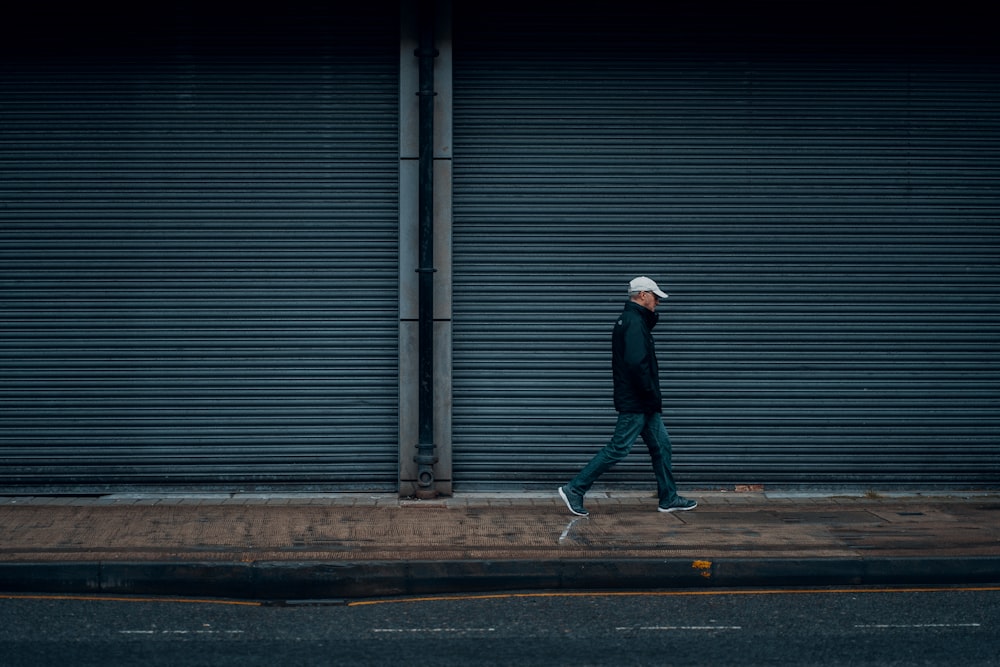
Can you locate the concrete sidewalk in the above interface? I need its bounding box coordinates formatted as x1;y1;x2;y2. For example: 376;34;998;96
0;490;998;600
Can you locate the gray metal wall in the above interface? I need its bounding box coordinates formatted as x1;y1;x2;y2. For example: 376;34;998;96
451;2;1000;488
0;5;400;489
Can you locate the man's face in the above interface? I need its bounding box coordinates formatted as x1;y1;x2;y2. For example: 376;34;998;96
637;290;661;312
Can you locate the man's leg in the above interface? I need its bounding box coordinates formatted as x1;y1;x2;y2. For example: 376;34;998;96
642;413;698;512
566;412;644;497
641;413;679;504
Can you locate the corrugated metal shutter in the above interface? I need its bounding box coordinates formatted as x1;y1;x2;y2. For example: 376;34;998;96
451;1;1000;489
0;5;399;489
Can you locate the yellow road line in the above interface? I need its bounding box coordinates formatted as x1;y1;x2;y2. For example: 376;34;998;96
348;586;1000;607
4;586;999;608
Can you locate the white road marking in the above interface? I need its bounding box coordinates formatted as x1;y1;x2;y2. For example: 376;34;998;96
373;627;495;633
854;623;981;629
117;631;244;635
617;625;742;631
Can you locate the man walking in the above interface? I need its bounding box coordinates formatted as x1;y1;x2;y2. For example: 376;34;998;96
558;276;697;517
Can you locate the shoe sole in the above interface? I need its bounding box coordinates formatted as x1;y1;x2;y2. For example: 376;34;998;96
657;502;698;513
558;487;589;517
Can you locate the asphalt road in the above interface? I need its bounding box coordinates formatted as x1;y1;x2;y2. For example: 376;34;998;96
1;586;998;666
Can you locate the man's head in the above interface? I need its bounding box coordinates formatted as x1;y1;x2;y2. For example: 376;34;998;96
628;276;668;312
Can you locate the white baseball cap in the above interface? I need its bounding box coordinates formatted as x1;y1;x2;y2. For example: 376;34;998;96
629;276;668;299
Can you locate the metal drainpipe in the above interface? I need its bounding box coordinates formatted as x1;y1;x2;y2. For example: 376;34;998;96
414;0;439;499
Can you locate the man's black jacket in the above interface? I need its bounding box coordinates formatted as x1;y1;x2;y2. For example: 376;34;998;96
611;300;662;413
